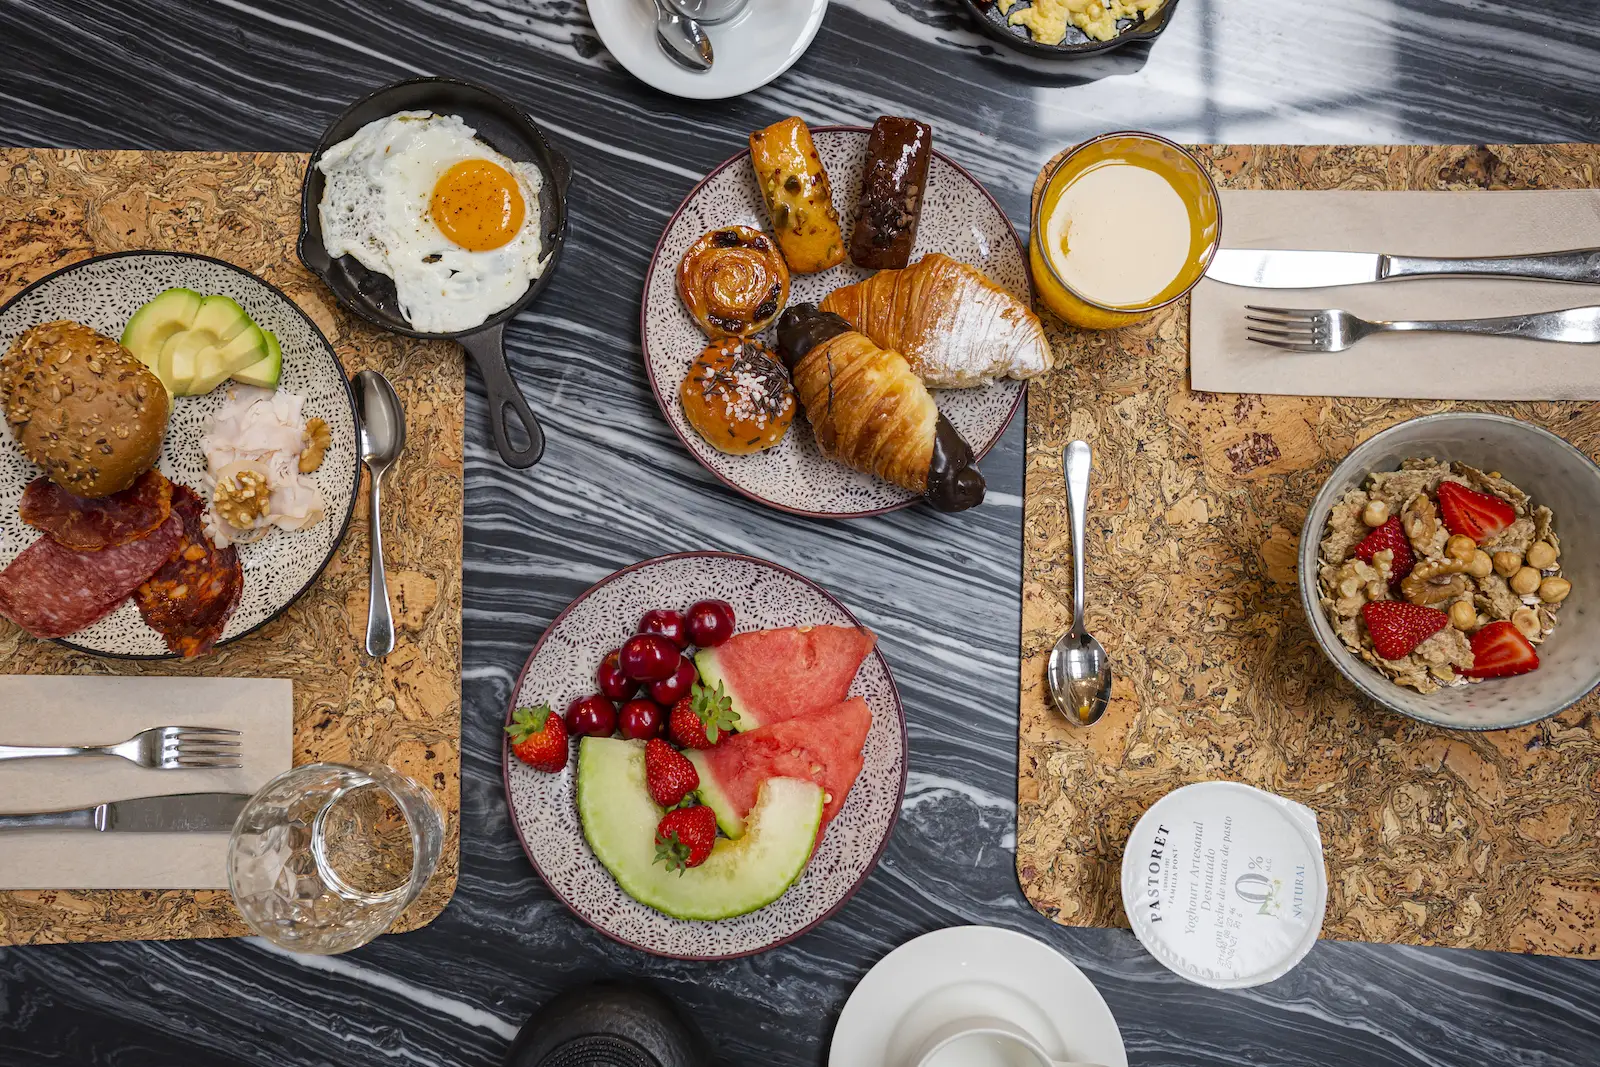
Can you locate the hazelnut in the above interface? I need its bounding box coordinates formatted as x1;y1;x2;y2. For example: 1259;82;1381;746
1526;541;1559;570
1449;601;1477;631
1446;535;1477;562
1510;567;1542;596
1361;500;1390;527
1466;550;1493;579
1511;607;1542;640
1538;577;1572;604
1492;550;1523;578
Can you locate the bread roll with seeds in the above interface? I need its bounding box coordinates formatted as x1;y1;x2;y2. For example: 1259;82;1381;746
1;320;169;498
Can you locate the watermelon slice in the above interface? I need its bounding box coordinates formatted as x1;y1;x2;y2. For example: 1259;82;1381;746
687;697;872;839
694;625;876;732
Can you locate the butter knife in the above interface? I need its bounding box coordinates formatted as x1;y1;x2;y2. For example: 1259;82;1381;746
1206;247;1600;289
0;793;249;832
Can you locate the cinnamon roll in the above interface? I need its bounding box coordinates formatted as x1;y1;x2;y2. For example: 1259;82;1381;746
677;226;791;338
678;338;796;455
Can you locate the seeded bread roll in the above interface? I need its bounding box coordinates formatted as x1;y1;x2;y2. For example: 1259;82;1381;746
1;320;169;498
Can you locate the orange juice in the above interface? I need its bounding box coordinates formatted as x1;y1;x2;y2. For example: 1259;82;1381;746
1031;132;1220;329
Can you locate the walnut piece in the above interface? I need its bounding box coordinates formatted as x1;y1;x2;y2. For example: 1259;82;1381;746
214;468;270;529
299;417;331;474
1400;558;1471;607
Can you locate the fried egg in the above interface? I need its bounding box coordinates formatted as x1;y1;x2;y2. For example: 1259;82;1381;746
317;111;548;333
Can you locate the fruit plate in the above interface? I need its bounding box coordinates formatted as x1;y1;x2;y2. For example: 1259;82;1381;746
503;551;908;959
0;251;359;658
641;126;1029;519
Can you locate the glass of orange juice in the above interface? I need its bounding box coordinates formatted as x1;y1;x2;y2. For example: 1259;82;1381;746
1031;131;1221;330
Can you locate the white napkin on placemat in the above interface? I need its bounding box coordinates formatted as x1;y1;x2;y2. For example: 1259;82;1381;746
1190;189;1600;399
0;676;292;890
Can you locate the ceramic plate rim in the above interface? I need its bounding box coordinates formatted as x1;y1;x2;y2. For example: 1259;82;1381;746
640;125;1031;519
500;549;909;960
0;249;360;660
829;924;1129;1067
587;0;830;101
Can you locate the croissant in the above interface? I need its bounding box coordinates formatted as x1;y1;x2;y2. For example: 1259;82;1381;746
776;304;984;512
818;252;1052;388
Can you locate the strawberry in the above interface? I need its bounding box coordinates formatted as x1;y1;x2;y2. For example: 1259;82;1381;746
1352;516;1415;584
1437;481;1516;544
667;680;740;749
654;804;718;872
644;737;700;807
1360;601;1449;661
1462;621;1541;678
505;704;568;773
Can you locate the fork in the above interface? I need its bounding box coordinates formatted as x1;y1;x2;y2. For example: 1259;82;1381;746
1245;305;1600;352
0;727;242;770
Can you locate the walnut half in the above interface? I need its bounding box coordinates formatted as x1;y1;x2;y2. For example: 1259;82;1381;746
214;468;270;529
299;417;331;474
1401;558;1472;607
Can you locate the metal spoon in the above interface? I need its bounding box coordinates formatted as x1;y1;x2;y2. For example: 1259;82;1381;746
1045;440;1112;727
651;0;713;71
354;370;405;658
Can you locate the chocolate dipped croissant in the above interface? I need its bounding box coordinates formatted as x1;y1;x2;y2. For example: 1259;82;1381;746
777;304;984;513
819;252;1052;388
678;226;790;338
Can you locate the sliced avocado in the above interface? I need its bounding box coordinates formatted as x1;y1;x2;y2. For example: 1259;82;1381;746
231;328;283;389
190;294;254;344
576;737;821;921
188;323;270;395
161;329;213;394
120;288;202;378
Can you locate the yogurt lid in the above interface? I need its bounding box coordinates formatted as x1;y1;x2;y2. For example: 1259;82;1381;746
1120;781;1328;989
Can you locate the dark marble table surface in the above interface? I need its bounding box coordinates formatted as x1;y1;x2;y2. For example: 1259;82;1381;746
2;1;1598;1064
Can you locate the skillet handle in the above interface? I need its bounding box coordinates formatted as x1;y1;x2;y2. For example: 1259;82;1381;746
459;323;546;469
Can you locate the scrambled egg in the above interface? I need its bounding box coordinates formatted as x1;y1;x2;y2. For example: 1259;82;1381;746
995;0;1165;44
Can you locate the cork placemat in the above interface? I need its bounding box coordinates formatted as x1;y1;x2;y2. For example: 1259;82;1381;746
0;148;464;945
1019;143;1600;958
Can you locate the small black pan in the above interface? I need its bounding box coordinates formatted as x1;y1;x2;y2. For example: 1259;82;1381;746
961;0;1180;59
299;77;571;468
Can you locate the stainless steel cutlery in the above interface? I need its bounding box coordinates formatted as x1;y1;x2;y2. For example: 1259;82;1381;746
1208;246;1600;289
0;792;249;833
1245;305;1600;352
0;726;242;770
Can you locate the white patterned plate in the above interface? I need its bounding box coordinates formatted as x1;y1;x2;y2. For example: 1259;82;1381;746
0;252;359;658
503;551;907;959
642;126;1029;518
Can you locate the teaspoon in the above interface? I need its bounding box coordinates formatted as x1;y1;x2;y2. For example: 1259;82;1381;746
651;0;713;72
1045;440;1112;727
354;370;405;658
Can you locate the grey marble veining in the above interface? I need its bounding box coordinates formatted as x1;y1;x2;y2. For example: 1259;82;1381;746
1;1;1599;1064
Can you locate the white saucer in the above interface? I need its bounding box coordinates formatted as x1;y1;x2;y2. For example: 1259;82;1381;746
830;926;1127;1067
587;0;829;100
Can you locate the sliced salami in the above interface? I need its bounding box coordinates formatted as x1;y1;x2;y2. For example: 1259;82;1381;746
19;469;174;551
0;512;184;639
134;485;243;658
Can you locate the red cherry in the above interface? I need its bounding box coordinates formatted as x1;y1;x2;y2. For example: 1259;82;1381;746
638;608;690;649
686;599;736;648
565;694;617;738
618;698;665;741
596;650;635;702
619;633;680;682
650;657;697;706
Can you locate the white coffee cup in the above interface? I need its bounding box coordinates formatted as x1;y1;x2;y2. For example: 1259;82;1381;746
911;1016;1104;1067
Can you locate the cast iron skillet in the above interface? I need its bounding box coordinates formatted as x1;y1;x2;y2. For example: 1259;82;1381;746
961;0;1180;59
299;77;571;469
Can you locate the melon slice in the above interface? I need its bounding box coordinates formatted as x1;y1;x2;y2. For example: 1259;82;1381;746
688;697;872;839
694;625;875;732
576;736;823;921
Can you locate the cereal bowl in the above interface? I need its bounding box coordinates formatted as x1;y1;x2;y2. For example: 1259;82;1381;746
1298;413;1600;730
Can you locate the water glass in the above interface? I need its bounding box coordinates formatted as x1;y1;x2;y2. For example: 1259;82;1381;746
228;762;443;954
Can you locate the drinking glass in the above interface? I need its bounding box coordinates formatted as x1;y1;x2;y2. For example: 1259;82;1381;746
228;762;443;954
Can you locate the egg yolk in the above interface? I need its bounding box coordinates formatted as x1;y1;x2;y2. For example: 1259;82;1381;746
430;159;526;251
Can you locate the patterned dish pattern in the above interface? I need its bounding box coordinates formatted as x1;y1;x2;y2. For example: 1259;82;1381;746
503;552;907;959
0;252;359;658
642;127;1029;517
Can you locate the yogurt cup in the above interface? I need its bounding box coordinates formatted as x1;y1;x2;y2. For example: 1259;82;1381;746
1120;781;1328;989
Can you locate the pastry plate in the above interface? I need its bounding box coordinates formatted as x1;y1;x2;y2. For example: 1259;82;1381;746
830;925;1128;1067
642;126;1029;518
588;0;828;101
503;551;907;959
0;251;359;658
